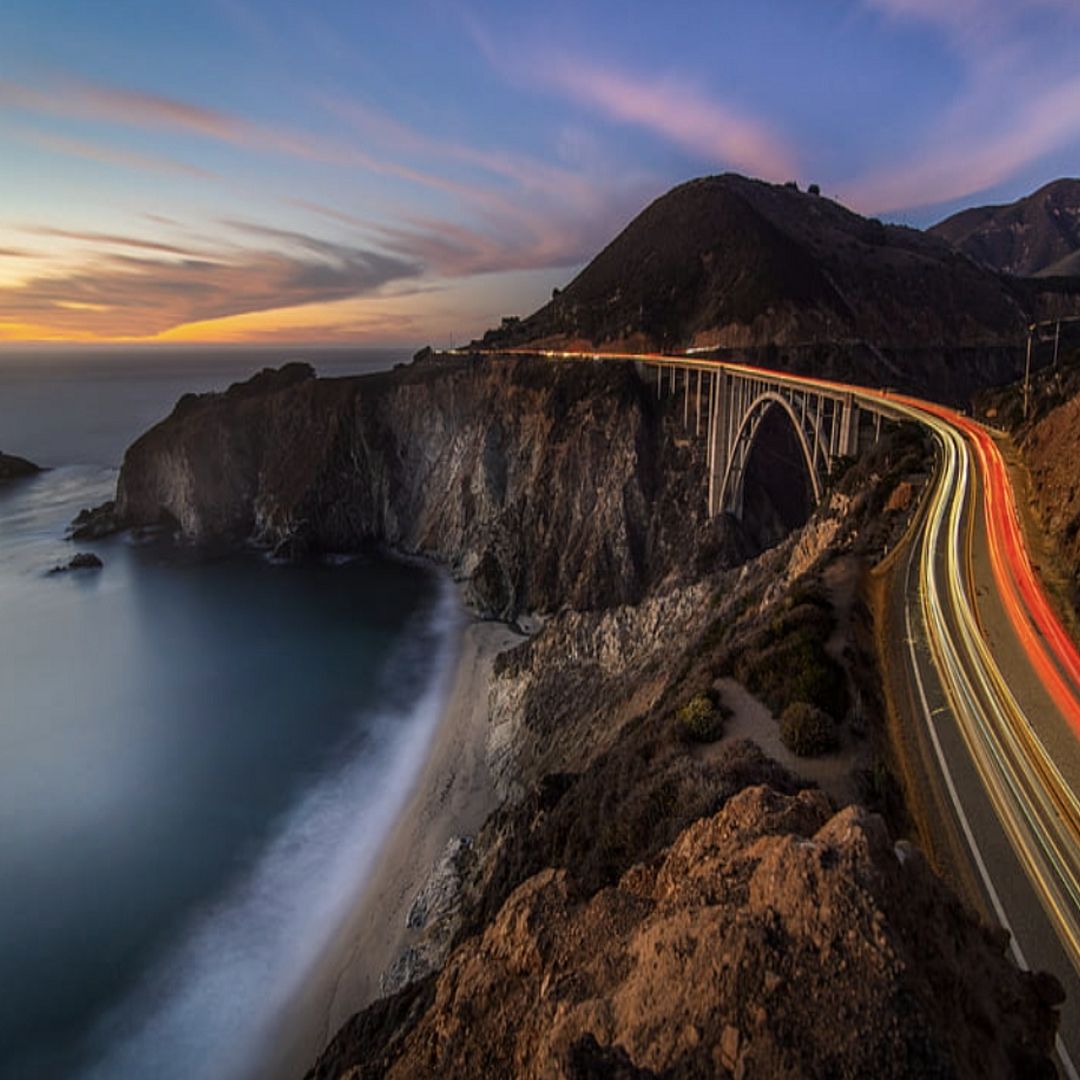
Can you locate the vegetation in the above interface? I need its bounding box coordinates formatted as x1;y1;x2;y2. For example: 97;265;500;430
726;591;847;720
675;692;727;743
780;702;838;757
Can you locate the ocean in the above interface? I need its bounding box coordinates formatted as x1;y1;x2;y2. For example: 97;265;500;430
0;347;460;1079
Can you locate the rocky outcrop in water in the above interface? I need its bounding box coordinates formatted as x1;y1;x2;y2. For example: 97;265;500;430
48;552;103;574
311;785;1059;1080
0;451;40;481
113;357;735;618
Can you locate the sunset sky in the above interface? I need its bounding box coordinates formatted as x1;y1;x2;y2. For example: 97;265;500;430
1;0;1078;346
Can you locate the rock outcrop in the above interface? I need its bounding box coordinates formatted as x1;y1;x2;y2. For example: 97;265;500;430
310;786;1060;1079
112;357;734;618
0;451;40;481
48;552;104;574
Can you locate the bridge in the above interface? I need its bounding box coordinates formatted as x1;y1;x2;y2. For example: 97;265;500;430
523;348;902;519
644;356;896;518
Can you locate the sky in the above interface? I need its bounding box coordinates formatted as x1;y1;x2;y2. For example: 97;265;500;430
0;0;1078;347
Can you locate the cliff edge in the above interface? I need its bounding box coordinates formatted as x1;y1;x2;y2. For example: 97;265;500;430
113;356;736;618
311;786;1058;1079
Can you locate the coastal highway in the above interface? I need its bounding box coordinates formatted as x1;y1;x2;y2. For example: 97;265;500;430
491;347;1080;1072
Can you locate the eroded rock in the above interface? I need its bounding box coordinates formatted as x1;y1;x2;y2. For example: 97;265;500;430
311;786;1060;1080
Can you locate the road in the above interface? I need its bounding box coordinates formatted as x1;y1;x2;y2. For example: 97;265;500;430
495;348;1080;1072
876;390;1080;1076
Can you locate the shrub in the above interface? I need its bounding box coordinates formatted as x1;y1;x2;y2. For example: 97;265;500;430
780;702;838;757
732;596;847;719
676;693;726;743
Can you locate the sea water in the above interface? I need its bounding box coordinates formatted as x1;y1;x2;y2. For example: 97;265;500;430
0;348;458;1078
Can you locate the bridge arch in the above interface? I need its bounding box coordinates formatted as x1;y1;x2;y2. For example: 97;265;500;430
718;390;823;517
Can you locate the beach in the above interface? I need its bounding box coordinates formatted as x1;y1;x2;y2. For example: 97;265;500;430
264;617;521;1080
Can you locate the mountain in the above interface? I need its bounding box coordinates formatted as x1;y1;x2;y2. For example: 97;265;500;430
930;178;1080;277
479;174;1028;354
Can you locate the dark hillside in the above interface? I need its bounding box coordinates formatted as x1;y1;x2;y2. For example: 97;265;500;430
930;178;1080;276
480;175;1029;353
478;174;1047;399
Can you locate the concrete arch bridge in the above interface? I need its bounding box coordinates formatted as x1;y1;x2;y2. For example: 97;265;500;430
642;357;903;519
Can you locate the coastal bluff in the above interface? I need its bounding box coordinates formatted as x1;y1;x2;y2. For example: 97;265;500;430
112;355;732;618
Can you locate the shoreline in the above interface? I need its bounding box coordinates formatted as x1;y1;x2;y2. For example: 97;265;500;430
261;615;520;1080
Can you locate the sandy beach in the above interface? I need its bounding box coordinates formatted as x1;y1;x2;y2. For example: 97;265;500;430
263;617;521;1080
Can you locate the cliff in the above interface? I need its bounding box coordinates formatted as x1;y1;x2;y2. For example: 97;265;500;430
975;343;1080;615
297;387;1058;1077
113;357;736;618
312;787;1058;1079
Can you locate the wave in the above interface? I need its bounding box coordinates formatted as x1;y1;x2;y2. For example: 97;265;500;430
76;576;462;1080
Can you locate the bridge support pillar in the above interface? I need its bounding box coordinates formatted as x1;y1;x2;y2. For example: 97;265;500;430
707;370;729;516
839;393;858;458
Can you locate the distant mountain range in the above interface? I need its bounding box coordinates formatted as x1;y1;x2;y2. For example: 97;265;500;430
930;178;1080;277
476;174;1080;398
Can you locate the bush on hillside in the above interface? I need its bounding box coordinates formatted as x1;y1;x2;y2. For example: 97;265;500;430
675;693;727;744
780;702;838;757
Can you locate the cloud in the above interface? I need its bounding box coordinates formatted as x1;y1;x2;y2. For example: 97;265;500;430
463;17;797;181
0;76;474;195
0;229;421;338
535;62;798;180
283;198;370;231
841;74;1080;212
292;99;663;278
839;0;1080;212
317;96;602;206
864;0;1078;37
20;226;207;258
373;198;638;278
4;128;215;178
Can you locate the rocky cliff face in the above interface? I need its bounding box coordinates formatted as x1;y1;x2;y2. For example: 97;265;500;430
114;357;731;618
974;344;1080;612
1020;386;1080;609
311;786;1059;1080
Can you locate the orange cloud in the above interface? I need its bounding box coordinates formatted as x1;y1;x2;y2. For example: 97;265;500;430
0;229;421;339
